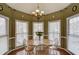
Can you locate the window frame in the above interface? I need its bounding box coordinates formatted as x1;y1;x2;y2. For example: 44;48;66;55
0;14;9;54
33;22;44;45
48;20;61;45
15;20;28;47
67;13;79;54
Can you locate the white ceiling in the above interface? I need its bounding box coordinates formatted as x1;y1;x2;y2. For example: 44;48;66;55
7;3;70;15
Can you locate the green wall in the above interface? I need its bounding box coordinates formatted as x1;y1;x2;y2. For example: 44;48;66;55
0;3;79;50
0;3;35;50
44;3;79;48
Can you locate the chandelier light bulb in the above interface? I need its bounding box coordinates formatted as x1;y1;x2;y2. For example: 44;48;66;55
36;9;40;13
40;13;42;16
41;11;44;14
32;12;35;14
32;4;44;18
35;14;37;16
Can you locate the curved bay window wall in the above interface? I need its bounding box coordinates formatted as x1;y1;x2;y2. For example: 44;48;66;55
0;15;9;54
15;20;28;47
67;14;79;54
0;3;79;55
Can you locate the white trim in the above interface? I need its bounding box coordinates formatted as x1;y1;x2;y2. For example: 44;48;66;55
0;14;9;20
15;20;28;47
33;22;44;33
66;13;79;52
33;22;44;44
67;13;79;20
48;20;61;46
0;14;9;54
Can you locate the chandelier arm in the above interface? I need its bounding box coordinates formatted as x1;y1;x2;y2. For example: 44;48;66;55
32;3;44;21
37;3;39;9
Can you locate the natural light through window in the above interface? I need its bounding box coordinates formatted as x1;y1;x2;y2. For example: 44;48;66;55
48;21;60;46
33;22;44;45
16;20;28;47
0;15;9;54
67;14;79;54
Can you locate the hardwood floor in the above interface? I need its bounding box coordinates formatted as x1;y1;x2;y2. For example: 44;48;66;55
5;46;73;55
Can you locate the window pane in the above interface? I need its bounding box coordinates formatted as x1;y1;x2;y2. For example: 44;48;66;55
33;22;44;45
16;21;28;47
0;37;8;54
0;15;8;55
48;21;60;45
16;21;27;33
0;17;6;35
16;34;27;46
67;16;79;54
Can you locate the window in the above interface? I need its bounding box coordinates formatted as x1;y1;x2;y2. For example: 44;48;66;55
33;22;44;45
15;20;28;47
0;15;9;54
67;14;79;54
48;21;60;46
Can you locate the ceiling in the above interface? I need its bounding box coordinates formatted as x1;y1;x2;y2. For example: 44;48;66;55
7;3;70;15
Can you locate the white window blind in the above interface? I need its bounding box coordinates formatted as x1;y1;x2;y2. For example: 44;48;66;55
48;21;60;46
33;22;44;45
16;20;28;47
67;15;79;54
0;15;9;54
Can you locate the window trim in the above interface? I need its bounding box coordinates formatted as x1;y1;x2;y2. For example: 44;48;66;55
15;20;28;47
48;20;61;45
33;22;44;44
67;13;79;53
0;14;9;54
33;22;44;32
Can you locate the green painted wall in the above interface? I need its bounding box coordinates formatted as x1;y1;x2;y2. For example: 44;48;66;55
44;3;79;48
0;3;35;50
0;3;79;50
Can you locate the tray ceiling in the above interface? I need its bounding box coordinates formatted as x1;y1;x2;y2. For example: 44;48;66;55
7;3;70;15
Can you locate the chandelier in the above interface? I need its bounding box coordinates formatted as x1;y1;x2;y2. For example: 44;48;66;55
32;4;44;20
